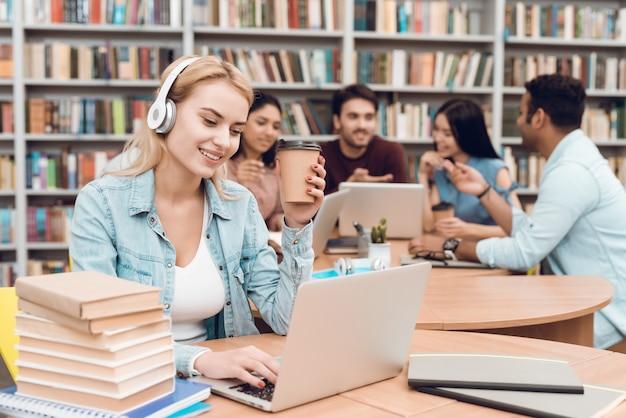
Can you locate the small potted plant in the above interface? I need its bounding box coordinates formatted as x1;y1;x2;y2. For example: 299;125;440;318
370;217;387;243
368;218;391;268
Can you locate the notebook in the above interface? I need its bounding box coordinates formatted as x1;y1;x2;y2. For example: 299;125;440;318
337;182;424;239
415;384;626;418
311;188;351;257
408;353;584;393
0;378;211;418
401;254;494;269
192;262;432;412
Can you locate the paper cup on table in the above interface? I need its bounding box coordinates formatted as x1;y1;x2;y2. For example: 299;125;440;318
277;139;321;203
431;201;455;222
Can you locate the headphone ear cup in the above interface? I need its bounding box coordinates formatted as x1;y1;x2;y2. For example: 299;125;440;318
156;99;176;134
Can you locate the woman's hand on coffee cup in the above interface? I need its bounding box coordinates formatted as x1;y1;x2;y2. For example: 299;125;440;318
280;155;326;229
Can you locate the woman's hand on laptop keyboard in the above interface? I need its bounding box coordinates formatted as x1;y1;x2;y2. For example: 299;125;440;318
193;345;281;388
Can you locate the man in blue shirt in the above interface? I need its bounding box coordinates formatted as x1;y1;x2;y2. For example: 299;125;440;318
409;74;626;349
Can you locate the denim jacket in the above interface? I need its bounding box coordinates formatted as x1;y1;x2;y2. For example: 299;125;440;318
70;169;314;375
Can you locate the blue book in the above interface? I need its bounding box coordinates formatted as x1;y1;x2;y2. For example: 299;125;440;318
166;401;212;417
126;378;211;418
0;379;211;418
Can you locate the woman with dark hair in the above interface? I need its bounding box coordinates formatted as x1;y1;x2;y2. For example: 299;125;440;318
227;91;284;231
418;98;521;239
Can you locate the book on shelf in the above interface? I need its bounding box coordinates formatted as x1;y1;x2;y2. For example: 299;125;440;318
3;377;208;417
17;298;165;334
408;353;584;393
307;98;333;135
14;311;171;349
14;270;162;320
16;331;173;363
416;383;626;418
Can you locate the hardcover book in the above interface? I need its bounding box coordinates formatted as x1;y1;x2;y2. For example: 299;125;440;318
14;312;171;349
16;332;173;363
16;344;173;380
408;353;584;393
15;270;161;319
16;377;174;414
416;384;626;418
17;298;165;334
15;360;175;396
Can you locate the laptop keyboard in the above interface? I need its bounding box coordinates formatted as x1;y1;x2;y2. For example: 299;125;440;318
230;378;275;401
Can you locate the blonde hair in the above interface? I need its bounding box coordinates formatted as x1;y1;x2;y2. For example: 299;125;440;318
112;55;254;195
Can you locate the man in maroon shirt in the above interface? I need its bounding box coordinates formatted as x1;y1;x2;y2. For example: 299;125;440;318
321;84;408;194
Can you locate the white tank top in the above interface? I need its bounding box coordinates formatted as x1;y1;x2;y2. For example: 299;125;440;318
170;202;225;344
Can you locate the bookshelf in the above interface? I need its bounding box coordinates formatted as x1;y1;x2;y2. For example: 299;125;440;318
2;0;626;282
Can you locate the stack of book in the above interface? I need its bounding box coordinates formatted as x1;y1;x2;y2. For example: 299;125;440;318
407;352;626;418
12;271;179;414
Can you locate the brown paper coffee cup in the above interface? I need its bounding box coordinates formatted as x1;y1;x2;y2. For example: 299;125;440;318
431;201;455;223
277;139;321;203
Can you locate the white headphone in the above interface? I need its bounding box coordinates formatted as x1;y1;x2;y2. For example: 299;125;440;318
147;56;202;134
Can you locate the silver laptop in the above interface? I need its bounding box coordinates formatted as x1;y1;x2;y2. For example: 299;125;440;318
193;262;432;412
311;189;350;258
338;182;425;238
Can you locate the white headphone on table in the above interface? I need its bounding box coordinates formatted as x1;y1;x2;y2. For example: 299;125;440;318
333;257;388;276
146;56;202;134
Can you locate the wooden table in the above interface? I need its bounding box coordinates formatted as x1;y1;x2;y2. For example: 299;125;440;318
314;238;511;275
195;330;626;417
312;239;614;346
420;274;613;346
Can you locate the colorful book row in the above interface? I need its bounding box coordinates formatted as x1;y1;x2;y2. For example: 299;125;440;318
26;150;118;191
505;2;626;41
196;46;340;85
26;259;70;277
192;0;341;31
504;54;626;92
26;205;74;244
24;42;180;81
26;97;152;135
355;0;481;35
24;0;181;26
281;99;333;136
503;102;626;142
355;50;494;88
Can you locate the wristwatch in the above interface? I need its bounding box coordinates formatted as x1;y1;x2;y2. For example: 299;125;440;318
443;238;461;261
